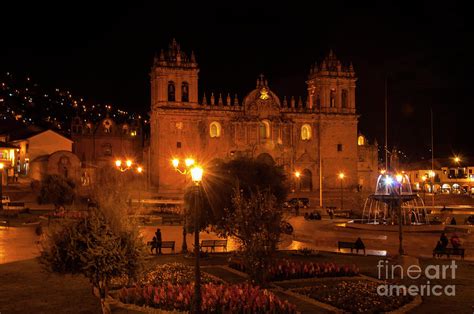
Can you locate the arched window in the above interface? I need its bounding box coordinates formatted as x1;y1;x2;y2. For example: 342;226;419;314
209;121;222;138
259;120;271;139
341;89;348;108
168;81;175;102
330;89;336;107
358;135;365;146
102;143;112;156
181;82;189;102
301;124;312;140
316;94;321;108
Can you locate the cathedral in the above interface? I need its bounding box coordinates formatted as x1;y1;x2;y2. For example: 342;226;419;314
149;39;378;201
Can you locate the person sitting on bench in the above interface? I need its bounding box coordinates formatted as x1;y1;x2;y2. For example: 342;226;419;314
450;233;461;250
434;240;444;256
355;237;365;251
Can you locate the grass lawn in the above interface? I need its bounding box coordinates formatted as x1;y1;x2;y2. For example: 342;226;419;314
0;258;100;314
0;251;472;313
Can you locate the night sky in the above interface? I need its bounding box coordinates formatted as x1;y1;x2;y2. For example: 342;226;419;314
1;1;472;160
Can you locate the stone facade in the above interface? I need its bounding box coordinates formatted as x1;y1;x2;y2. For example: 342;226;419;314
357;134;379;193
71;116;143;167
150;40;377;200
29;150;81;182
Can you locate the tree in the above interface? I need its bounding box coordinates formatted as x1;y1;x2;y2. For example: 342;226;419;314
183;157;288;233
188;158;288;285
224;189;284;285
202;157;288;226
40;206;146;313
38;174;75;208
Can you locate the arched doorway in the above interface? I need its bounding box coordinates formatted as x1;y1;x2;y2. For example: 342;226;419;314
301;169;312;191
256;153;275;166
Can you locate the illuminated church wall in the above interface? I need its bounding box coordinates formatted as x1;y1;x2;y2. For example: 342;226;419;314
150;40;371;196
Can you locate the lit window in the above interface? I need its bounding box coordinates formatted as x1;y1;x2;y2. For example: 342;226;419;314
210;121;222;138
358;135;365;146
209;121;222;137
259;120;271;139
301;124;312;140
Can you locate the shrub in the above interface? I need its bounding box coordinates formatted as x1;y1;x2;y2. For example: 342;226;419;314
40;207;146;313
38;174;75;208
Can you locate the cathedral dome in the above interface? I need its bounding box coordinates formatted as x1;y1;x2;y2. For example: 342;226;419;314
242;75;281;113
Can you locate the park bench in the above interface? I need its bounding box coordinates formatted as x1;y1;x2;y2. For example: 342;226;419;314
0;220;10;229
147;240;176;253
161;216;183;225
433;247;465;260
200;239;228;252
338;240;366;255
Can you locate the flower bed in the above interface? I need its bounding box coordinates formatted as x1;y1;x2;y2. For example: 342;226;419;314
111;263;221;288
293;280;413;313
229;258;358;281
118;283;297;313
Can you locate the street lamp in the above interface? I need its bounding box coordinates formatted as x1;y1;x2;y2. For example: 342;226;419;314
421;175;427;201
453;156;461;164
114;159;144;207
172;157;196;254
115;159;134;172
190;165;203;314
294;171;301;212
0;162;4;211
338;172;345;211
469;175;474;196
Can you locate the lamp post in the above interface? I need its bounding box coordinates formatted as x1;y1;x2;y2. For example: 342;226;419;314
190;166;203;314
294;171;301;211
114;159;144;208
467;174;474;195
394;173;405;255
338;172;344;211
172;158;196;254
0;162;4;211
428;170;435;199
421;175;427;201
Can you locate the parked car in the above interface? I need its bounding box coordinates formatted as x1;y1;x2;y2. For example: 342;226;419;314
1;195;11;205
284;198;310;208
280;221;294;234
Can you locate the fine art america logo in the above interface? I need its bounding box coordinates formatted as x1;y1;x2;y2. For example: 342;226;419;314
376;260;457;296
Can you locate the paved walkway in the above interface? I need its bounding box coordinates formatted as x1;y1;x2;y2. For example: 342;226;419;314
1;216;473;265
288;216;474;260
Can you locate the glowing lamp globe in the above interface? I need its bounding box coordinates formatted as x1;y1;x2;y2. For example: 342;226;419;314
172;159;179;168
190;166;203;183
185;158;195;167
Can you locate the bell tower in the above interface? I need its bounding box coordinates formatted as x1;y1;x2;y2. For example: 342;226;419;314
150;39;199;108
307;50;356;113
